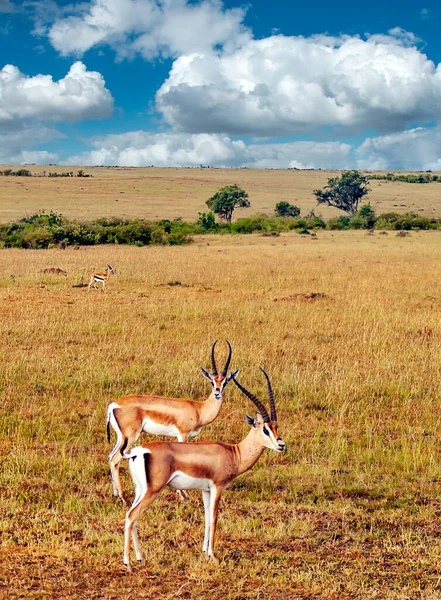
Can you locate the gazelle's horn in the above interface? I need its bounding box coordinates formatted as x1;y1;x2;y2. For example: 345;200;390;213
232;375;271;423
260;368;277;422
221;340;232;377
211;340;219;376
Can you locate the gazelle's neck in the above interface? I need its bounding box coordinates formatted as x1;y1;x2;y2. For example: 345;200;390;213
199;391;224;425
235;428;265;477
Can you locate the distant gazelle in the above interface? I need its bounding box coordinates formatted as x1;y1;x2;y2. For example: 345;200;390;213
107;341;238;502
121;369;285;570
88;264;115;292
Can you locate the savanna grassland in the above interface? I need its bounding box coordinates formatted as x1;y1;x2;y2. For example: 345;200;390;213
2;230;441;599
1;165;441;222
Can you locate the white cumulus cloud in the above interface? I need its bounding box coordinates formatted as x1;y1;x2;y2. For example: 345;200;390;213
45;0;250;59
0;123;62;164
0;61;113;122
156;31;441;136
62;130;352;169
357;126;441;170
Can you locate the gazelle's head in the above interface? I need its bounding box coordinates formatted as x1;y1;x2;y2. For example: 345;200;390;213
201;340;239;401
233;369;286;453
107;265;115;275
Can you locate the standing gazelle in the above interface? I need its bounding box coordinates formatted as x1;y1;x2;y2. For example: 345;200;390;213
107;341;238;502
121;369;285;570
88;264;115;292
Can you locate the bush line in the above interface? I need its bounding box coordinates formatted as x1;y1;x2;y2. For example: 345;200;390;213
1;208;440;249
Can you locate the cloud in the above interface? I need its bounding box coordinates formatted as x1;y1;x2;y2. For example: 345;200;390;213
62;130;352;169
0;61;113;123
0;122;62;164
156;31;441;137
44;0;250;59
357;126;441;170
0;0;15;13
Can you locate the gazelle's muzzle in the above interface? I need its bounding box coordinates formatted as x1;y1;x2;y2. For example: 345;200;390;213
276;439;286;452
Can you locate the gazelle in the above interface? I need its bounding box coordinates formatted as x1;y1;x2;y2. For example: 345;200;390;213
88;264;115;292
107;341;238;502
121;369;285;570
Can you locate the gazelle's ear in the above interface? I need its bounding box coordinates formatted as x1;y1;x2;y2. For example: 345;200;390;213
226;368;239;382
200;367;212;381
245;414;257;428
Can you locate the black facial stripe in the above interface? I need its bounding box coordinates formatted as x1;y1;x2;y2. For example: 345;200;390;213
263;427;270;436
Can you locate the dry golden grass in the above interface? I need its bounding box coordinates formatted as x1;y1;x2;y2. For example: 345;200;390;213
2;230;441;598
2;166;441;222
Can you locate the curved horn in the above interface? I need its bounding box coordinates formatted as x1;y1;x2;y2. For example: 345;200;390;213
211;340;218;376
232;376;270;423
260;368;277;422
221;340;232;377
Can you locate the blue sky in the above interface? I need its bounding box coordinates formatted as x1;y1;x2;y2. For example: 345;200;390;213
1;0;441;169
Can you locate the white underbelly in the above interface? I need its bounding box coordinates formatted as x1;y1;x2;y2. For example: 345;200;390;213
141;417;180;439
167;471;211;491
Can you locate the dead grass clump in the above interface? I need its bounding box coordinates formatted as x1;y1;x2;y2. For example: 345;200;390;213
274;292;330;302
42;267;67;275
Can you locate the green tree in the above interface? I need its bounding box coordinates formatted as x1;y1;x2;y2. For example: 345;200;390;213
313;171;370;215
206;184;250;223
275;201;301;218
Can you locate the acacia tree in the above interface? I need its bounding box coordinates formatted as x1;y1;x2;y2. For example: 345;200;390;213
206;184;250;223
313;171;369;215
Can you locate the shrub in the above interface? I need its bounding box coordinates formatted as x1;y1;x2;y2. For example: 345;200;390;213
197;212;218;231
275;201;301;218
327;216;351;230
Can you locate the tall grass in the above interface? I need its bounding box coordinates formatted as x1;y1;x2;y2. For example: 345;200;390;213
1;230;441;598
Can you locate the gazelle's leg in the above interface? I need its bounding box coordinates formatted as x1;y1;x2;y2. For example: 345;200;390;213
108;430;136;503
176;432;189;501
124;491;158;571
88;276;93;292
109;448;125;501
202;489;210;553
132;521;144;564
206;486;222;558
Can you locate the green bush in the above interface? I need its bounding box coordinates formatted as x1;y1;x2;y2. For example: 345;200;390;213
327;216;351;230
197;212;218;231
275;201;301;217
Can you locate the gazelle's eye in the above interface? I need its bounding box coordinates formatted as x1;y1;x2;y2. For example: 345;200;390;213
263;427;270;436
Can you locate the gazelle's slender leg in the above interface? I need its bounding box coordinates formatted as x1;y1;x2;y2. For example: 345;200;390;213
202;489;210;553
207;486;222;558
132;521;144;564
175;432;190;501
124;491;158;571
109;435;137;502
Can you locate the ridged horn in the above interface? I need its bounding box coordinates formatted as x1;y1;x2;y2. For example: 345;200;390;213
221;340;232;377
260;368;277;422
211;340;219;376
232;375;271;423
